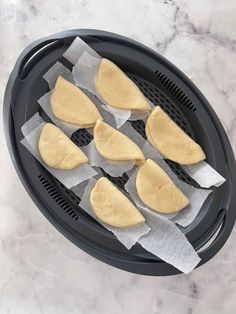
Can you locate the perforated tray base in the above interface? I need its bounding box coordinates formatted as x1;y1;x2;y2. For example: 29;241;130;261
4;30;236;276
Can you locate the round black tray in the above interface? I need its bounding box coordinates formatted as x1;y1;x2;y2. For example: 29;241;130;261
3;29;236;276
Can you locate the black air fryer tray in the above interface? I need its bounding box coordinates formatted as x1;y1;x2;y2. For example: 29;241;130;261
4;30;236;276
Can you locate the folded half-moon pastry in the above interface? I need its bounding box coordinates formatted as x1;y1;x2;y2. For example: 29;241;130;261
94;119;145;165
96;58;151;112
146;106;206;165
90;177;145;228
38;123;88;169
51;76;102;128
136;159;189;213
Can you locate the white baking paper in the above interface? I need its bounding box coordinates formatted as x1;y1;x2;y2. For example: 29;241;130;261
101;104;131;129
43;61;74;89
138;211;201;274
63;36;100;65
76;178;150;249
182;161;226;188
72;51;100;95
20;113;97;189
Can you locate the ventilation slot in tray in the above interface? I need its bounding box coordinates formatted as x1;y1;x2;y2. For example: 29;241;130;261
100;169;129;190
71;129;93;146
165;160;200;188
38;174;79;220
154;70;196;112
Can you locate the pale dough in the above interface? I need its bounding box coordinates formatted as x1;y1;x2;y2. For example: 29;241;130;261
51;76;102;128
146;106;206;165
38;123;88;169
136;159;189;213
96;58;151;111
94;119;145;165
90;177;145;228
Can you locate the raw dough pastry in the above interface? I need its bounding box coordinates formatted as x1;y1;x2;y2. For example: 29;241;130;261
51;76;102;127
39;123;88;169
94;119;145;165
96;58;151;111
136;159;189;213
90;177;145;228
146;106;206;164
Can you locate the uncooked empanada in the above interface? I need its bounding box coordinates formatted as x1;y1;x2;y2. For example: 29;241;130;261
96;58;151;112
90;177;145;228
39;123;88;169
94;119;145;165
146;106;206;165
136;159;189;213
51;76;102;128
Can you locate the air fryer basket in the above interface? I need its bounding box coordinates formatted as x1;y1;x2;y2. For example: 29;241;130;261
4;30;236;276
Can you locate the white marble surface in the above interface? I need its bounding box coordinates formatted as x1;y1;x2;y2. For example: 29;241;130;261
1;0;236;313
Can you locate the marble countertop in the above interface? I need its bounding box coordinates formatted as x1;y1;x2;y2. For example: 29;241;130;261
1;0;236;313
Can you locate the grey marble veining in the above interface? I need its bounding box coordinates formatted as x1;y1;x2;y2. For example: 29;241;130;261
0;0;236;313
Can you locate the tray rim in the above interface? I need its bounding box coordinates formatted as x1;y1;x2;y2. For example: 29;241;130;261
3;29;236;276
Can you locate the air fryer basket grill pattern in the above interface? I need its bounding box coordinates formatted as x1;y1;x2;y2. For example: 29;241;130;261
4;30;236;276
